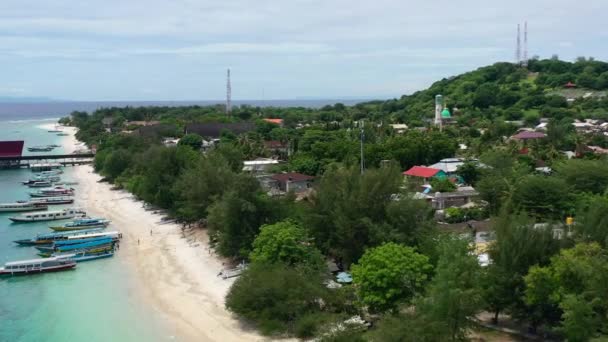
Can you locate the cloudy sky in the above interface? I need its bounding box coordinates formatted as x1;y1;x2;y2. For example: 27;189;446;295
0;0;606;101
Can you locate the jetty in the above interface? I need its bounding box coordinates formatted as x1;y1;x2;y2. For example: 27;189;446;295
0;141;94;169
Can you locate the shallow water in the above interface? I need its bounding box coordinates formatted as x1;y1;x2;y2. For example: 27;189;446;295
0;120;171;341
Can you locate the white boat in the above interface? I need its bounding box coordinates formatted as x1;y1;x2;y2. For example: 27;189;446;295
9;208;86;223
28;196;74;205
30;187;75;197
0;257;76;275
27;181;53;188
0;202;48;213
30;163;62;172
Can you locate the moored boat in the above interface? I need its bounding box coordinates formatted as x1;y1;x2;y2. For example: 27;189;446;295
22;175;61;185
29;196;74;205
27;180;53;188
0;202;48;213
0;257;76;276
50;218;110;231
36;238;114;253
13;228;104;246
9;208;85;223
54;250;114;262
27;146;55;152
30;187;74;197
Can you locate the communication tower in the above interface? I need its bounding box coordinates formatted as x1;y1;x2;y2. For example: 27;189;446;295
523;21;528;67
226;68;232;115
516;24;521;65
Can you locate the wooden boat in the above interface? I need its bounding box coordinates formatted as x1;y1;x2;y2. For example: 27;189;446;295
57;133;69;136
54;250;114;262
50;218;110;231
9;208;85;223
14;228;104;246
54;236;114;247
37;239;114;253
38;245;113;257
0;257;76;276
30;187;74;197
0;202;47;213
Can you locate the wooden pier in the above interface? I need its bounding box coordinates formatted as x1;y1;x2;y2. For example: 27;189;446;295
0;153;95;169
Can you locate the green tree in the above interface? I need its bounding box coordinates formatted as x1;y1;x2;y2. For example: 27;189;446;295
177;133;203;150
172;153;236;221
456;161;480;185
484;212;560;324
512;175;572;219
306;165;403;265
225;263;325;335
207;174;273;258
558;295;596;342
250;220;324;270
102;149;132;180
351;242;432;312
430;177;456;192
416;237;484;341
555;159;608;194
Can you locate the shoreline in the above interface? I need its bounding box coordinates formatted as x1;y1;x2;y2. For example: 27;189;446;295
55;125;266;341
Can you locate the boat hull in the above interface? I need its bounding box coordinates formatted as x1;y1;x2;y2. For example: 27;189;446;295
0;263;76;276
0;206;47;213
50;224;109;231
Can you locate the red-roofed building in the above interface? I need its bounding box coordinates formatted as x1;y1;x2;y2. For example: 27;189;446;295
0;140;24;168
271;172;314;193
511;131;546;140
263;118;284;126
403;166;447;181
0;141;24;158
564;82;577;88
264;140;289;156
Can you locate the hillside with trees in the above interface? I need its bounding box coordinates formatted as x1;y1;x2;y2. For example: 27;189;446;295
64;57;608;341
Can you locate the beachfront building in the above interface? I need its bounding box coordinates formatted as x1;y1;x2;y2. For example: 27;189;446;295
403;166;447;184
263;118;284;127
185;122;255;139
431;186;479;210
270;172;314;193
243;158;280;173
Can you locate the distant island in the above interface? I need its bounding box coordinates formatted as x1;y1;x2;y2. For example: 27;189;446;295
62;57;608;341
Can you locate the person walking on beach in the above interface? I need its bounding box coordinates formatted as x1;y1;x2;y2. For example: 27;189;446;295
138;239;140;245
150;229;152;236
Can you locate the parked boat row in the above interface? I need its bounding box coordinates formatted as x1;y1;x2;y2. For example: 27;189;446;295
2;158;122;277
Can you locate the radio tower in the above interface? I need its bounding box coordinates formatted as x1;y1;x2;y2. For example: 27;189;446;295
516;24;521;65
523;21;528;67
226;68;232;116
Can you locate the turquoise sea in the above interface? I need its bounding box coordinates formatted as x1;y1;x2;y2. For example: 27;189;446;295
0;119;170;341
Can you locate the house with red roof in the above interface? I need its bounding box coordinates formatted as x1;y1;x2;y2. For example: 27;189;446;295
403;166;447;182
263;118;284;127
511;131;546;140
271;172;314;193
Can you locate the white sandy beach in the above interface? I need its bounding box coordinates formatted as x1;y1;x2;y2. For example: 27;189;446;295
54;125;268;341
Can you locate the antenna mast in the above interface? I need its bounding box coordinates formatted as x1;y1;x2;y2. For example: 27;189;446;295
360;121;365;174
523;21;528;67
516;24;521;65
226;68;232;116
